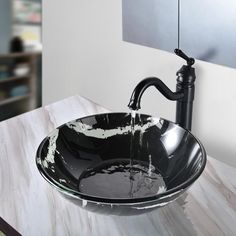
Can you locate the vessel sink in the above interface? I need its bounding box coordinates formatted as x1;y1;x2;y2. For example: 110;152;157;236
36;112;206;215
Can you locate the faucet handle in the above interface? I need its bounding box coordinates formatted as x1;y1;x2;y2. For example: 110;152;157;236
174;49;195;66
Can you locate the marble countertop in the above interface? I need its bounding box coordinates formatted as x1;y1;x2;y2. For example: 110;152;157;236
0;95;236;236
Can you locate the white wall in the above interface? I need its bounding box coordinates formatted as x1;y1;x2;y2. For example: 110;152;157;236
43;0;236;166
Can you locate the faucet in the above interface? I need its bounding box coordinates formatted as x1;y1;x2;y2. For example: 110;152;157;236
128;49;196;131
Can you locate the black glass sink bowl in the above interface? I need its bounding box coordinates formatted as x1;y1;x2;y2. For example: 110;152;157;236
36;112;206;216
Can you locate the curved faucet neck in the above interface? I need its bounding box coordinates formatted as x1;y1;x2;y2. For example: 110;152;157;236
128;77;184;111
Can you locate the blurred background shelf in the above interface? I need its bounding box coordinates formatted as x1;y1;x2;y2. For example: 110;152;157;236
0;75;30;84
0;93;31;106
0;52;41;59
0;0;42;122
0;52;41;122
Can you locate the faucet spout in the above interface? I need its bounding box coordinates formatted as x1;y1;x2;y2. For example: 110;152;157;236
128;77;184;111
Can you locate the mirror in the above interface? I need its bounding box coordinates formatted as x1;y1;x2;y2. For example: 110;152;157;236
122;0;236;68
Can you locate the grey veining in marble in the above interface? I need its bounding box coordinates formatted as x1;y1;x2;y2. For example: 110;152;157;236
0;95;236;236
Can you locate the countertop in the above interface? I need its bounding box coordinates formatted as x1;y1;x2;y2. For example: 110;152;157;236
0;95;236;236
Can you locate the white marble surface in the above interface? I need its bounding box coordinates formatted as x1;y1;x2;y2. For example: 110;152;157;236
0;95;236;236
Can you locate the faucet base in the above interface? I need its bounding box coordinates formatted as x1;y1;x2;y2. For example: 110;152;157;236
175;65;196;130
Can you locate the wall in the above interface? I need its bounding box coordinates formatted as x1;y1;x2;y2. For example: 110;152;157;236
43;0;236;166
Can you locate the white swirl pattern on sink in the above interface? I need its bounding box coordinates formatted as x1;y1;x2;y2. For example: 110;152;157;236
42;129;59;168
66;116;161;139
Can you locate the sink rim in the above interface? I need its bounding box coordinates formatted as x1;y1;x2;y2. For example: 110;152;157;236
36;112;207;205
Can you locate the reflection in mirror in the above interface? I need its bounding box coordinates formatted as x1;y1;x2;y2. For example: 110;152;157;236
0;0;42;122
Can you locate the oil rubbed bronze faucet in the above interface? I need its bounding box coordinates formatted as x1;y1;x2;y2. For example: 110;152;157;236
128;49;196;130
